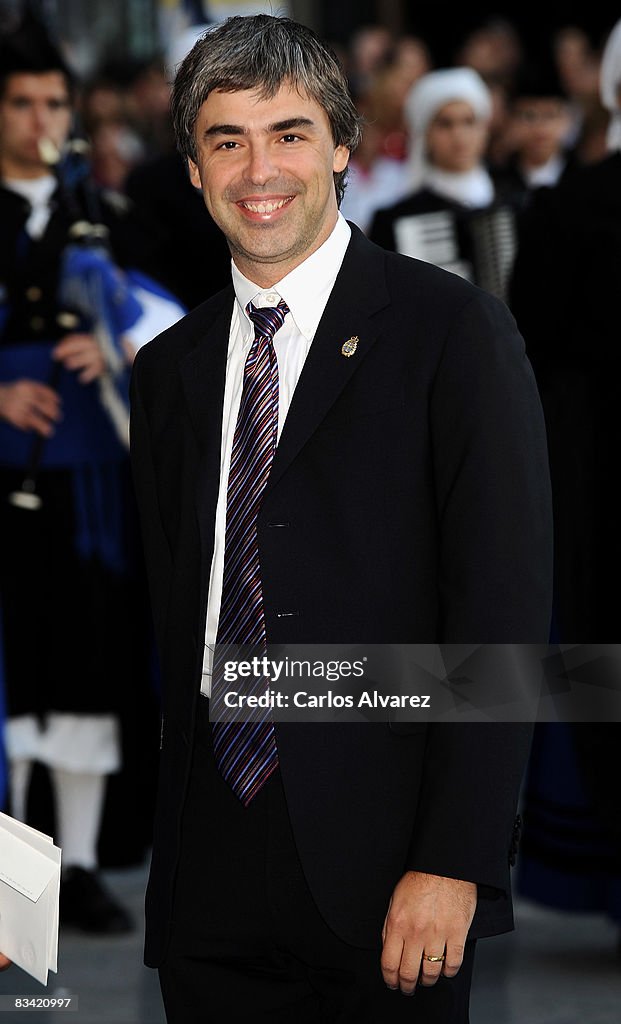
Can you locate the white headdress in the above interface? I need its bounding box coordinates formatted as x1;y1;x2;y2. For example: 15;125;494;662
600;18;621;152
404;67;493;192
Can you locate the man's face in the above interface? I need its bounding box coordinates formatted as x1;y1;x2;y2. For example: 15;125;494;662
425;100;489;173
0;72;71;179
188;82;349;286
510;99;571;167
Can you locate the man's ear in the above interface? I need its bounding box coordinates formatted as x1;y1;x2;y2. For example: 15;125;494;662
188;158;201;189
333;145;350;174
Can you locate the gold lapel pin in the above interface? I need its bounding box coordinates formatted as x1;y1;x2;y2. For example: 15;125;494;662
341;336;359;358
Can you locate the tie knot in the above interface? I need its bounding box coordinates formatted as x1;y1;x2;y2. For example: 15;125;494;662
246;299;289;340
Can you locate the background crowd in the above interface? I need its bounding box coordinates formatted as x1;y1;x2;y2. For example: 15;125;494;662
0;0;620;973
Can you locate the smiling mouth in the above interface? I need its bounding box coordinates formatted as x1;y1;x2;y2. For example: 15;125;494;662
239;196;294;214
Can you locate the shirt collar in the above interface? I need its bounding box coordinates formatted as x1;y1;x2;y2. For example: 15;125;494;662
231;213;351;342
3;174;56;205
523;153;565;187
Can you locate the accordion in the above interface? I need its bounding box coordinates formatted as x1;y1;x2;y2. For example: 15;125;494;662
393;204;517;304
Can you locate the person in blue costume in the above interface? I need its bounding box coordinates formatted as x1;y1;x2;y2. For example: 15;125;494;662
0;12;185;934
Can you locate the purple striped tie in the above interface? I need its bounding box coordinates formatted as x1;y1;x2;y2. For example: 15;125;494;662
211;298;289;805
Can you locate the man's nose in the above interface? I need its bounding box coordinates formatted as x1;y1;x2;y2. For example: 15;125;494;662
32;104;52;132
244;143;279;185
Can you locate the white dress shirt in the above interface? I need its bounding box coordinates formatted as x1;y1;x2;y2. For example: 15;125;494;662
4;175;57;238
201;213;351;694
522;154;566;189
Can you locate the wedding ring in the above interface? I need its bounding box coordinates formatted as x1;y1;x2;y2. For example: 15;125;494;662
423;953;445;962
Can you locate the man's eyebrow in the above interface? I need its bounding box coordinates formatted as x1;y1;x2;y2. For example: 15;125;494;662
267;117;315;133
203;123;247;137
203;116;316;138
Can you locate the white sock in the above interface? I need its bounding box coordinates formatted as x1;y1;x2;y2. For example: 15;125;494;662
9;757;33;823
50;768;106;874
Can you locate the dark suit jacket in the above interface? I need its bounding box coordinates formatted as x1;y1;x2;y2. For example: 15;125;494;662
130;224;553;967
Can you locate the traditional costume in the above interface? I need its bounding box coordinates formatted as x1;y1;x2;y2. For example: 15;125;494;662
0;13;184;932
369;67;518;303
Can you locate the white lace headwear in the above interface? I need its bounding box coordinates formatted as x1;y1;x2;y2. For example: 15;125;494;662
600;18;621;152
404;67;493;191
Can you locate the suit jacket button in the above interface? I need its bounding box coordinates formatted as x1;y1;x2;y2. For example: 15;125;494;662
509;813;522;866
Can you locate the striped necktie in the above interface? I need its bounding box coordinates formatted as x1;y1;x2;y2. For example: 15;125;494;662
211;298;289;805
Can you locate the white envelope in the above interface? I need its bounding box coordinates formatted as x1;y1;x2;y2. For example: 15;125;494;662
0;811;61;985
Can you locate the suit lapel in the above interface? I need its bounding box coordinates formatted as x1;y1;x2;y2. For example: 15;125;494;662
267;226;390;494
176;228;391;508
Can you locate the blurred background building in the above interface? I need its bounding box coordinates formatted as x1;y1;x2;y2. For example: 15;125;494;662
0;2;614;75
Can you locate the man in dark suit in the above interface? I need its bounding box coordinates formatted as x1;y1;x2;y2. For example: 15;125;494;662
129;15;552;1023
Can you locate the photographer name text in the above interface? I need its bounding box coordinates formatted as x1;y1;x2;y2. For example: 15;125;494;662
222;690;431;709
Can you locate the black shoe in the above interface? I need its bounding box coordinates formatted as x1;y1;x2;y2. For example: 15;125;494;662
60;866;134;935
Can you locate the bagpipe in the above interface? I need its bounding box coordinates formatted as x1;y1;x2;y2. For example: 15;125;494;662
5;137;184;510
44;134;137;447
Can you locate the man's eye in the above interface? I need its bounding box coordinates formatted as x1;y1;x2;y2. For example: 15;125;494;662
281;134;301;143
218;140;239;150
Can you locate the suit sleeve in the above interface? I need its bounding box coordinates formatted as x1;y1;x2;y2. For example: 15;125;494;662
406;291;553;892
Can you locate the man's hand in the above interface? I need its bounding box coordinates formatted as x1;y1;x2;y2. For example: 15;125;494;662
0;954;11;971
381;871;477;996
52;333;106;383
0;380;61;436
